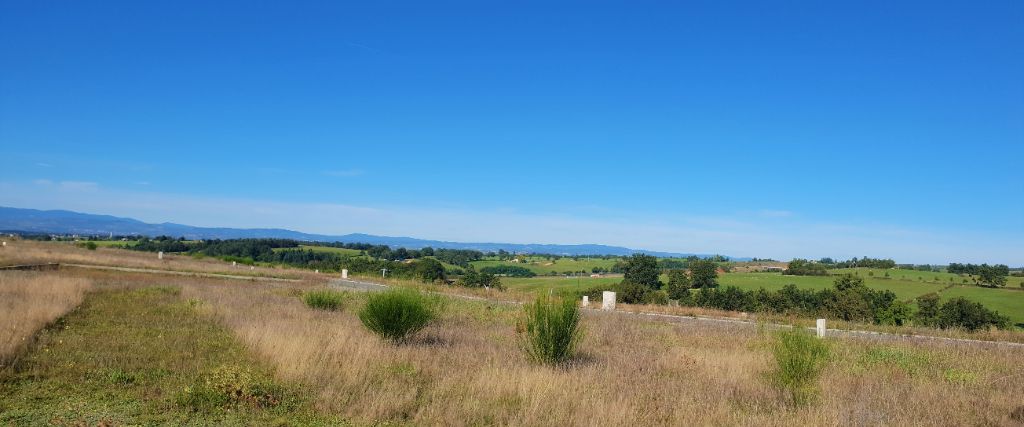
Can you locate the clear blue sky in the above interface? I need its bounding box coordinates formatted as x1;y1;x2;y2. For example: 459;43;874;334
1;1;1022;264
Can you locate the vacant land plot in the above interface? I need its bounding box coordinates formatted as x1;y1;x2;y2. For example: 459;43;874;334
0;284;336;425
0;240;316;280
0;272;90;369
2;261;1023;424
188;281;1024;424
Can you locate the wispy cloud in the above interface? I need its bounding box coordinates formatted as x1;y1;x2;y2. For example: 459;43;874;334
322;169;364;177
31;179;100;192
35;162;53;168
58;181;99;191
759;209;794;218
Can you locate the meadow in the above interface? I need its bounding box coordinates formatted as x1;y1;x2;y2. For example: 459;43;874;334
2;246;1024;425
2;267;1023;425
471;256;619;275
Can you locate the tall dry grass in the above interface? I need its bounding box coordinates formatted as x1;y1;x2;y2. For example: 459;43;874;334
0;272;90;369
184;282;1024;426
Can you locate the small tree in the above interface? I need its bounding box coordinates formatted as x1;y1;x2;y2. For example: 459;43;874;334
915;293;941;326
413;258;445;283
622;253;660;290
518;294;583;365
690;259;719;289
666;269;692;300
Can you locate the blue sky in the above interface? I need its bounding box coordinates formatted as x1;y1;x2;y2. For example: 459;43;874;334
1;1;1022;264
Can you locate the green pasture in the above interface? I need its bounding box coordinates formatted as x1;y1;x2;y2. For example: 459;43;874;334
471;256;619;275
272;245;363;256
939;286;1024;326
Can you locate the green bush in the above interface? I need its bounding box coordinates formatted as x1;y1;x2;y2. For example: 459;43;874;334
518;294;584;365
303;290;346;311
359;288;439;342
768;329;830;406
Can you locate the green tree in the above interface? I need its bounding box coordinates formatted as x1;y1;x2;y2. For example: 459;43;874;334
666;269;691;300
622;253;660;289
977;265;1008;287
689;259;719;289
413;258;445;283
914;293;941;326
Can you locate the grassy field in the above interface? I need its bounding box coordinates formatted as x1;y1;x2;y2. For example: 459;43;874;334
940;286;1024;328
498;269;1024;324
0;283;337;425
471;256;619;275
272;245;363;256
3;268;1023;425
719;272;950;302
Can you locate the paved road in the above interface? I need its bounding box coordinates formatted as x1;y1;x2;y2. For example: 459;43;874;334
331;278;390;292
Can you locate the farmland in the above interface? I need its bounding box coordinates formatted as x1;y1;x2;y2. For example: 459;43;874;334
471;256;619;275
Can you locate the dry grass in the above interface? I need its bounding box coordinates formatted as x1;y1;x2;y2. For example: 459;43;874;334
183;281;1024;426
0;272;90;369
0;240;324;281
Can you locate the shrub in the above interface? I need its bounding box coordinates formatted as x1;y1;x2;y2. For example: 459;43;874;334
768;329;830;406
303;290;346;311
518;294;583;365
937;297;1010;331
359;288;439;342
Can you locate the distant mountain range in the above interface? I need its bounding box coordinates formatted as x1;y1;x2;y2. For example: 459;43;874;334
0;206;742;259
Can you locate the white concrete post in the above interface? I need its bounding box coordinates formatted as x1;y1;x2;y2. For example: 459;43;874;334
250;266;255;271
232;261;237;267
1;241;6;247
341;269;348;279
315;269;319;274
158;251;163;260
816;318;827;338
581;295;589;307
602;291;616;311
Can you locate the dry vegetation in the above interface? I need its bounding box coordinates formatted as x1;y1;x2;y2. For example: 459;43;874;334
0;272;90;369
0;240;323;281
184;281;1024;426
4;246;1024;425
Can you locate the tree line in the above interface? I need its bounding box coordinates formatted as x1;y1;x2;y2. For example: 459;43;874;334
575;254;1010;331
